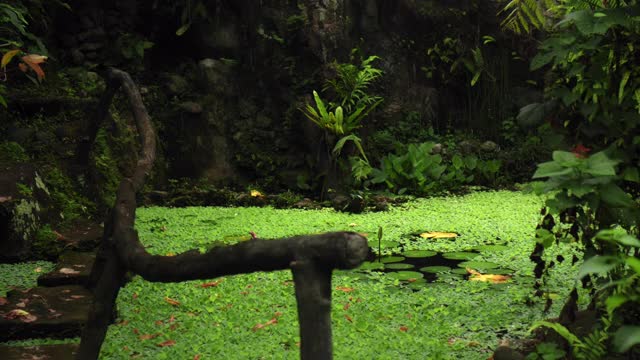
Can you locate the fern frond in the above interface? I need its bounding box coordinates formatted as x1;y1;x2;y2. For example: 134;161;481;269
499;0;554;34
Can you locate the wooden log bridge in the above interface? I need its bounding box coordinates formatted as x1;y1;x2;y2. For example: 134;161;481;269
76;68;369;360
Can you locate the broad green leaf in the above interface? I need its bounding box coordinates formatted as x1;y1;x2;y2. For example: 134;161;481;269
627;257;640;275
622;167;639;183
613;326;640;353
530;51;555;70
585;151;618;176
532;161;572;179
577;255;621;279
599;183;633;208
464;155;477;170
552;151;580;167
452;155;463;169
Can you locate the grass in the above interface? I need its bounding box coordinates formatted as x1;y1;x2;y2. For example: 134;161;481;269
1;190;584;359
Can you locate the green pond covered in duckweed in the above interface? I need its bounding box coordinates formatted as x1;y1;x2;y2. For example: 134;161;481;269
1;191;586;359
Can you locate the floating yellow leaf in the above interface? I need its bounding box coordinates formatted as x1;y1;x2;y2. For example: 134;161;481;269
466;268;511;283
419;231;458;239
250;190;263;197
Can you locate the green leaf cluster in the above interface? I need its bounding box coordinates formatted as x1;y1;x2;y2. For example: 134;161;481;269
369;142;483;195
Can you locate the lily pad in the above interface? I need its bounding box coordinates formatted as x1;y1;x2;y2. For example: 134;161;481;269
380;256;405;264
387;271;424;281
402;250;437;258
473;245;509;252
357;261;385;270
458;261;500;271
442;252;477;260
385;263;414;270
380;241;400;249
419;266;451;273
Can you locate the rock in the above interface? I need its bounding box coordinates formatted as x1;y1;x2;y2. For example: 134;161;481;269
493;346;525;360
431;143;443;154
178;101;203;114
198;58;236;95
293;198;319;210
0;285;92;341
37;251;96;287
0;343;78;360
458;140;477;155
480;141;499;152
332;195;350;212
162;73;189;95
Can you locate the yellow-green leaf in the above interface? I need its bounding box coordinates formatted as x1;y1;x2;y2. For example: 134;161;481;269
1;49;21;69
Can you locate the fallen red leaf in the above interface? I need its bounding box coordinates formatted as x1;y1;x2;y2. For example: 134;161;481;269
265;318;278;326
156;339;176;347
164;297;181;306
252;323;265;331
133;328;140;335
133;293;139;299
155;320;164;326
274;311;283;318
199;280;222;288
344;314;353;323
139;333;161;340
194;355;201;360
168;314;176;323
336;286;354;292
343;302;351;311
399;326;408;332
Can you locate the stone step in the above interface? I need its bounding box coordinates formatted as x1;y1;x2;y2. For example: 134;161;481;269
0;285;92;341
37;251;95;287
0;343;78;360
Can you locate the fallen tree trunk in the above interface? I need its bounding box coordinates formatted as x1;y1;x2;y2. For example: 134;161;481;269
77;68;369;360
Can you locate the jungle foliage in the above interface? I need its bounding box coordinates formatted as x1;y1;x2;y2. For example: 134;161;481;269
501;0;640;356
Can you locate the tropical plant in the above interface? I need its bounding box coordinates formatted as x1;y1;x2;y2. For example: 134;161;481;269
300;50;383;194
516;1;640;354
369;142;481;195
